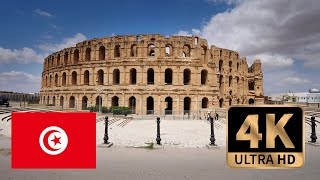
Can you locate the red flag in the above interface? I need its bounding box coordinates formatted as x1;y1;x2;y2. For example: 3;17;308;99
11;112;96;169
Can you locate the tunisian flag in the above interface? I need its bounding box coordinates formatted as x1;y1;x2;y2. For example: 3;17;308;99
11;112;96;169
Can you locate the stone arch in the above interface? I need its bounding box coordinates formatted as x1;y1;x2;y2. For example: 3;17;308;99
229;98;232;106
60;96;64;107
147;96;154;114
99;46;106;60
74;49;79;64
130;44;138;57
219;98;224;108
49;75;52;87
54;74;59;86
219;60;223;72
96;96;102;106
130;68;137;85
201;69;208;85
201;45;207;61
183;68;191;85
85;48;91;61
147;68;154;84
113;69;120;85
182;44;191;57
52;96;56;106
71;71;77;85
97;69;104;85
229;75;232;87
148;44;155;57
57;54;60;66
64;52;68;65
165;68;173;85
202;97;209;108
249;98;255;105
69;96;75;108
219;75;223;88
82;96;88;110
114;45;121;58
62;72;67;86
129;96;136;113
112;96;119;107
84;70;89;85
248;80;255;90
165;44;173;57
184;97;191;112
165;96;173;115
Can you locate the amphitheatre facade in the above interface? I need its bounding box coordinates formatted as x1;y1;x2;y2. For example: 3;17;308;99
40;34;264;115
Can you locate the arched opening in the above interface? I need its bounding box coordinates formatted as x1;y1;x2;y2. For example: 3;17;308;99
114;45;121;58
148;44;155;57
69;96;75;108
47;96;50;105
184;97;191;113
165;68;173;85
165;97;173;115
147;68;154;84
237;62;239;70
85;48;91;61
237;98;240;104
112;96;119;107
52;96;56;106
84;70;89;85
97;69;104;85
229;61;232;73
57;54;60;66
219;98;224;108
201;70;208;85
248;80;255;90
113;69;120;85
64;52;68;65
96;96;102;106
249;98;255;105
49;75;52;87
147;96;154;114
129;96;136;113
131;44;138;57
229;75;232;87
62;72;67;86
60;96;64;107
54;74;58;86
202;97;209;108
229;98;232;106
182;44;191;57
72;71;77;85
45;76;48;87
183;69;191;85
219;75;223;88
165;44;172;57
82;96;88;110
74;49;79;64
99;46;105;60
130;68;137;85
219;60;223;72
201;45;207;61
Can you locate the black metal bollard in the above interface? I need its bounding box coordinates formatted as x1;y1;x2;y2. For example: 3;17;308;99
310;116;317;143
156;117;161;145
210;116;216;146
104;116;110;144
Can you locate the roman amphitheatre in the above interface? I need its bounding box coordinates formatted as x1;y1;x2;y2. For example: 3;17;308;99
40;34;264;115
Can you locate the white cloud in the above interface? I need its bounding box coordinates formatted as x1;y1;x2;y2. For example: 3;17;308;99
248;54;294;69
38;33;87;52
0;47;45;64
175;29;201;36
34;9;53;17
0;71;41;93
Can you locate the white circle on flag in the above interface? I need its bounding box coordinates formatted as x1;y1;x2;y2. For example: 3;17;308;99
39;126;68;155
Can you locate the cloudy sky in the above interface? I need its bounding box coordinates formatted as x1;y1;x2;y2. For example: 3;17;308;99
0;0;319;95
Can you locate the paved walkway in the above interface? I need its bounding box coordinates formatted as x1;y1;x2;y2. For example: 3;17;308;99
96;118;226;148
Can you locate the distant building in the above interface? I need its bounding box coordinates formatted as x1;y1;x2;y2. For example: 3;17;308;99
269;88;320;104
0;91;40;102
